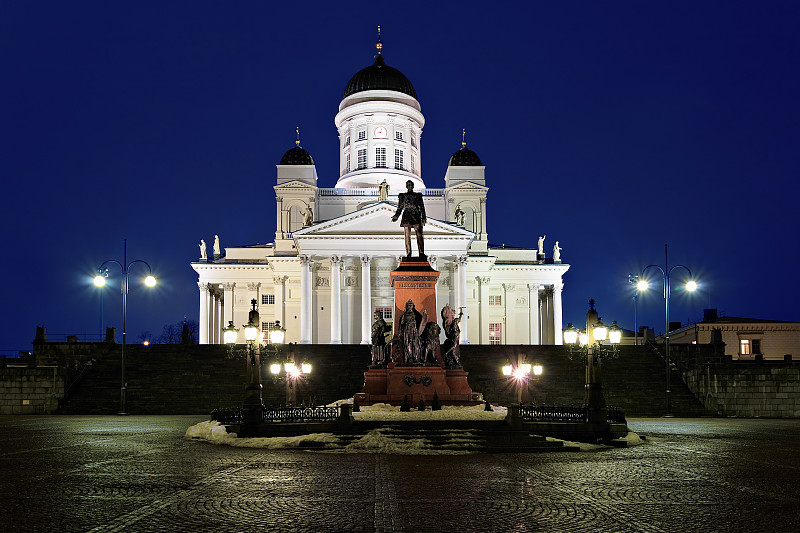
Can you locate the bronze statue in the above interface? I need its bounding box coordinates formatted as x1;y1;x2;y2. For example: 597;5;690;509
391;180;426;258
370;311;391;366
420;321;441;366
398;299;427;364
441;303;463;368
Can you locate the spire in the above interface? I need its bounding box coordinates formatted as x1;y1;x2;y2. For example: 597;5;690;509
462;128;467;148
376;25;382;54
295;126;301;147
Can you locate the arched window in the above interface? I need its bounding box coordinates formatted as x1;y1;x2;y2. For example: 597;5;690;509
288;205;303;233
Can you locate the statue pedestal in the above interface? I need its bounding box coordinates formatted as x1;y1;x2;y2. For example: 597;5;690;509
356;365;481;405
390;257;439;330
357;257;481;405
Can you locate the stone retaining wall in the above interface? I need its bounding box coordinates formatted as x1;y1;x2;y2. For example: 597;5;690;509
0;366;64;414
683;364;800;417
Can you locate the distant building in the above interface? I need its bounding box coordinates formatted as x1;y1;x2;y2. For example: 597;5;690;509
192;39;569;346
667;309;800;361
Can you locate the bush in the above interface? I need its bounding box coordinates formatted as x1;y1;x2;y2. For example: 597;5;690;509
432;392;442;411
400;395;411;412
417;397;426;411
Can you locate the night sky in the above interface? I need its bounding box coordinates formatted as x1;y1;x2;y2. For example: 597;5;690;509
3;1;798;353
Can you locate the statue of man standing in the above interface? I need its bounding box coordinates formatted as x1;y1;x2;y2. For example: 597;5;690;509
391;180;426;258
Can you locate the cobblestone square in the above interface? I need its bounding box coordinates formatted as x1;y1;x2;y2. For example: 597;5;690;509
1;416;799;532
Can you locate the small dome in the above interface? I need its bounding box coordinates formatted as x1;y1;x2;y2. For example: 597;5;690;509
343;54;417;99
279;145;314;165
449;146;482;166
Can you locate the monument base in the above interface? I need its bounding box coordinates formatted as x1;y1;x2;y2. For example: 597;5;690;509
356;365;482;405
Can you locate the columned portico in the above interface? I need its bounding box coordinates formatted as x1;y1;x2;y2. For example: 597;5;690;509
330;255;342;344
360;255;371;344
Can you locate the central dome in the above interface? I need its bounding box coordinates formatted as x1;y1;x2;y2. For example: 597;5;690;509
343;54;417;99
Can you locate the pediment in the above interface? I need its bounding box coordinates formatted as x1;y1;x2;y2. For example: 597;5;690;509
446;182;489;193
293;202;474;238
274;180;317;192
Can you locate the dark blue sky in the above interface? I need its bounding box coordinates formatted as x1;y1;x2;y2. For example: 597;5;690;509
2;1;798;352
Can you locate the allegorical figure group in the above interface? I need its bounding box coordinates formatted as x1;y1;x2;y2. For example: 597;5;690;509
371;300;462;369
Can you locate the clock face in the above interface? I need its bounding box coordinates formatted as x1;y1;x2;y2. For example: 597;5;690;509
374;126;387;138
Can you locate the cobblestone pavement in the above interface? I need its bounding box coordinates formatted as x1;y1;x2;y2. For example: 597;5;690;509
1;415;799;532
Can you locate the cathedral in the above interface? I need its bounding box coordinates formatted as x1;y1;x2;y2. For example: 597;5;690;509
192;38;568;346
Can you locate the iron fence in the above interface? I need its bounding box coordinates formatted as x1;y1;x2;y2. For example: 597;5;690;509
211;406;340;425
519;404;627;424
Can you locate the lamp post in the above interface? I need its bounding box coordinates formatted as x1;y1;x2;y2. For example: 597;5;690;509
637;244;697;416
628;274;639;346
93;239;156;414
564;317;621;424
270;343;311;407
502;361;543;404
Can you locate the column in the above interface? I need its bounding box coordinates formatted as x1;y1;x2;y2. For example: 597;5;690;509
360;255;372;344
553;282;564;345
222;282;235;341
457;255;468;344
528;284;540;345
198;283;209;344
208;289;216;344
299;256;311;344
429;255;438;313
214;292;223;343
475;276;484;344
273;276;286;327
330;256;342;344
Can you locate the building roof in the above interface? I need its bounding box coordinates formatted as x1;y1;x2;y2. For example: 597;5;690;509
449;146;482;166
279;145;314;165
701;316;798;324
343;54;417;99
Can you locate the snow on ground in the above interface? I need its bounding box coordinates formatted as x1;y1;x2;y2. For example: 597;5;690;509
186;401;648;454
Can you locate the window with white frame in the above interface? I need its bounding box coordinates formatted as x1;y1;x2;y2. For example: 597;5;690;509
357;130;366;141
376;147;386;168
752;339;761;354
395;130;403;141
344;136;350;147
489;295;502;306
740;339;751;355
261;321;276;332
489;323;502;345
262;294;275;305
345;152;350;173
394;149;404;170
357;149;367;169
411;136;416;148
375;307;392;320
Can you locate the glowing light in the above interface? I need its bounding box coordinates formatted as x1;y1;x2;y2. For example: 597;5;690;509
502;365;512;376
513;368;527;380
93;275;107;287
637;279;649;291
593;323;608;342
270;363;281;374
533;364;543;376
223;322;238;345
579;333;589;346
244;324;259;342
142;340;150;346
269;323;285;345
144;275;156;287
563;328;578;345
609;327;622;344
685;280;698;292
301;363;312;374
520;363;532;374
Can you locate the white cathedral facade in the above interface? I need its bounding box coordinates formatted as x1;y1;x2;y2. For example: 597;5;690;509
192;43;568;346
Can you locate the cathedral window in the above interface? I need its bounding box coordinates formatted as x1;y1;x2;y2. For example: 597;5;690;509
740;339;751;355
357;149;367;169
262;294;275;305
489;295;502;306
345;153;350;173
489;323;502;345
345;136;350;147
411;136;416;148
261;321;276;333
357;130;366;141
394;149;404;170
375;307;392;320
395;131;403;141
376;147;387;168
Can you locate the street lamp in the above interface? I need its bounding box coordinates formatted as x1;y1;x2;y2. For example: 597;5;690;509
628;274;640;345
269;341;312;407
502;361;543;404
93;239;156;414
564;316;621;424
637;244;698;416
